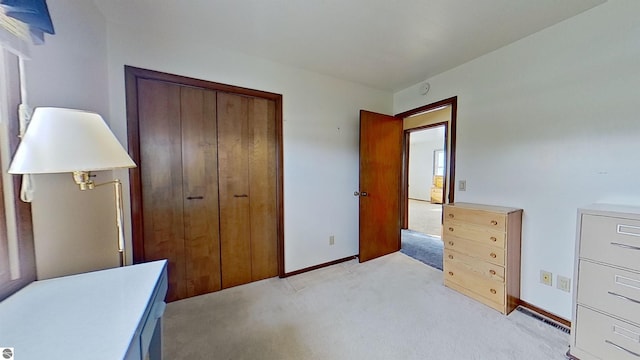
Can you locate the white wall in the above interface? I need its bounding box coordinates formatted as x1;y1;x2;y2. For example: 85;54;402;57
409;128;445;201
103;23;392;273
394;0;640;319
24;0;118;278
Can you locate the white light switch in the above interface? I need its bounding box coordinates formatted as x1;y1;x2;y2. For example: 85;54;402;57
459;180;466;191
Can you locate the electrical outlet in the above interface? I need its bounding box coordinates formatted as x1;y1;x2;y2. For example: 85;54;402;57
458;180;466;191
329;235;335;245
540;270;552;286
557;275;571;292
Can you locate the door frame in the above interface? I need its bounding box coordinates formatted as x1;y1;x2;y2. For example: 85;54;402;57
124;66;285;277
396;96;457;229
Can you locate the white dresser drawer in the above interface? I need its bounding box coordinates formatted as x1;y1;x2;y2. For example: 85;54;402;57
575;306;640;360
581;214;640;272
577;260;640;326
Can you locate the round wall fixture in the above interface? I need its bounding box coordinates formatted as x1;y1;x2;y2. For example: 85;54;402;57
420;81;430;95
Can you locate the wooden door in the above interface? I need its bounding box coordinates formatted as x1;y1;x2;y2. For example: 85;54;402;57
218;93;278;288
138;79;221;301
127;66;284;300
359;110;403;262
180;87;222;297
247;97;278;281
138;79;186;301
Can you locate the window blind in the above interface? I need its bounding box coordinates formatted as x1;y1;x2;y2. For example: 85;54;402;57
0;0;54;45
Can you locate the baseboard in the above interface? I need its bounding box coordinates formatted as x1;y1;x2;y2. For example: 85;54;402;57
281;255;357;278
517;299;571;329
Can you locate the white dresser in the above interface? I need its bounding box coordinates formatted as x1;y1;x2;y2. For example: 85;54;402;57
570;204;640;360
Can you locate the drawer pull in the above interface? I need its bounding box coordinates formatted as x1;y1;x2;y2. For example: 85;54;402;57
490;289;497;294
448;271;454;276
611;242;640;250
448;214;454;218
448;227;454;232
448;241;454;246
607;291;640;305
617;224;640;238
489;270;496;275
605;340;640;357
611;242;640;251
490;220;498;226
490;253;497;258
448;255;453;259
490;236;497;242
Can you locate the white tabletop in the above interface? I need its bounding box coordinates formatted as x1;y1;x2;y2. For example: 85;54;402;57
0;260;167;360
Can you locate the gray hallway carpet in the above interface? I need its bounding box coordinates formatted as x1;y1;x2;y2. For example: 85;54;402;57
400;229;443;270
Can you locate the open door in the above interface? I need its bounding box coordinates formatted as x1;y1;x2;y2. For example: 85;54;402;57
358;110;403;262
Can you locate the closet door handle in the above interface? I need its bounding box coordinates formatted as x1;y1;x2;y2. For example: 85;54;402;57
234;194;248;198
186;196;204;200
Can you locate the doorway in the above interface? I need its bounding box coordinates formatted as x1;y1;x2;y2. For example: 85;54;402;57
398;99;456;271
358;97;456;267
407;125;446;238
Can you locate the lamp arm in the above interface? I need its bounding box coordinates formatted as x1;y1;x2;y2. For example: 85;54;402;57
95;179;126;267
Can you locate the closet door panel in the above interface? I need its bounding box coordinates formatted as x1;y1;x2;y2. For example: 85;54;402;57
138;79;186;301
181;87;222;296
248;98;278;280
218;93;252;288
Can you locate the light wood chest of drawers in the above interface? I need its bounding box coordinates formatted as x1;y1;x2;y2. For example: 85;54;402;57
443;202;523;314
569;204;640;360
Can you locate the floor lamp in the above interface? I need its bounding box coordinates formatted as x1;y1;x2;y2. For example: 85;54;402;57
8;107;136;267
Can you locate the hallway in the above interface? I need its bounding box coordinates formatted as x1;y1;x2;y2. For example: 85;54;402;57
407;199;442;237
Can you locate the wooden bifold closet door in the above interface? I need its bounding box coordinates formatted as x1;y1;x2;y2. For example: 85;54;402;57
217;93;278;288
133;75;278;302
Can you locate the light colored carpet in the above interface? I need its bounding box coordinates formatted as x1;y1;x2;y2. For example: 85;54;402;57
164;253;569;360
408;199;442;237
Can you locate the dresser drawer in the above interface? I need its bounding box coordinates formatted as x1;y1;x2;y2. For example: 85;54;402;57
581;214;640;272
444;236;505;266
443;220;505;248
444;261;505;305
444;248;505;282
444;206;506;231
577;260;640;326
575;306;640;360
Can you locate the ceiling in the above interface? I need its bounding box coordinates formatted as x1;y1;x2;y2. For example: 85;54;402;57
93;0;605;92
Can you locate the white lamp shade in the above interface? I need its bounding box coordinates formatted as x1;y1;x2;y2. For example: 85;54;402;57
8;107;136;174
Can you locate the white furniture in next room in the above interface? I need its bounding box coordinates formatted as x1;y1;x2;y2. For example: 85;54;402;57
0;260;168;360
570;204;640;360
